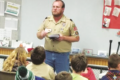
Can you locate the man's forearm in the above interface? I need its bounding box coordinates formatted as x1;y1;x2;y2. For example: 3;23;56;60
37;32;44;39
63;36;80;42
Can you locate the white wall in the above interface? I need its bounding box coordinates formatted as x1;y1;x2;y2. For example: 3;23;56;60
20;0;120;55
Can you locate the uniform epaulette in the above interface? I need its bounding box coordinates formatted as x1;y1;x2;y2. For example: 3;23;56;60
45;17;47;19
70;19;73;21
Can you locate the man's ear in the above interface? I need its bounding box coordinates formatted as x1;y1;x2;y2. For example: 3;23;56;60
118;64;120;70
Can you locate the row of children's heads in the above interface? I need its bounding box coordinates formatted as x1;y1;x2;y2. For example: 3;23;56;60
10;46;45;65
17;45;120;71
13;45;120;71
31;47;88;73
71;53;120;71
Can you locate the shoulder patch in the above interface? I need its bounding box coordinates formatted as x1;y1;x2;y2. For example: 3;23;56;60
70;19;73;21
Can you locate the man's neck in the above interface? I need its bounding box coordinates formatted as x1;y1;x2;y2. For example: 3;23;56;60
72;70;82;74
53;14;63;22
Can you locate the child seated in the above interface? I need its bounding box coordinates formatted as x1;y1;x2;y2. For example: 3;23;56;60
55;71;72;80
15;66;35;80
71;54;88;80
80;54;96;80
26;46;55;80
101;54;120;80
3;45;27;72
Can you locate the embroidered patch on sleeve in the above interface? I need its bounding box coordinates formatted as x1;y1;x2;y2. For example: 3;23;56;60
75;31;79;35
74;26;77;31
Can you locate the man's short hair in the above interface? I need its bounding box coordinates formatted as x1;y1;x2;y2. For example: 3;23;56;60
108;54;120;68
31;46;45;65
71;54;87;73
55;71;72;80
55;0;65;8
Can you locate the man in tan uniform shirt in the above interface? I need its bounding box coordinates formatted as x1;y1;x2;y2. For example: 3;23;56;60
37;0;79;73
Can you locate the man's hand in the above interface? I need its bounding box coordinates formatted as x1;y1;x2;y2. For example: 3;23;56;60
56;34;79;42
37;30;48;39
56;34;64;41
41;30;48;38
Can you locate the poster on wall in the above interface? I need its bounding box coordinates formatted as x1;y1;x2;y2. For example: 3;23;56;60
4;17;18;30
102;0;120;29
5;2;20;16
0;1;4;16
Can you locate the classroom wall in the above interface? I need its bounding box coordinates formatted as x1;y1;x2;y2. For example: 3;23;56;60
20;0;120;55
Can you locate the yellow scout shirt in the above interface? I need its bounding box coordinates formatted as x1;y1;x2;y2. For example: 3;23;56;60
38;15;79;53
26;62;55;80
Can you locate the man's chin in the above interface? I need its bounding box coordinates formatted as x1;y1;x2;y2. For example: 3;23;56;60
52;14;61;17
53;13;58;15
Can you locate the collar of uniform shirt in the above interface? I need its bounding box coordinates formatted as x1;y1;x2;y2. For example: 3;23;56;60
49;15;66;23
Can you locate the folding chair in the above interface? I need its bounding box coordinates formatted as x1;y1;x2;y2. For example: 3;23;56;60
0;71;16;80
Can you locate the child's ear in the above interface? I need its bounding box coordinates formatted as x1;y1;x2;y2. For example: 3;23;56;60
118;64;120;70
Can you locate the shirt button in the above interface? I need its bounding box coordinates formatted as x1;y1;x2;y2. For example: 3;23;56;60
53;45;54;47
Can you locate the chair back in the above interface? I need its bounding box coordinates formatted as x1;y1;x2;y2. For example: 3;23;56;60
0;71;16;80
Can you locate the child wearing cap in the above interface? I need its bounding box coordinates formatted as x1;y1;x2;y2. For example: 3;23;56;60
15;66;35;80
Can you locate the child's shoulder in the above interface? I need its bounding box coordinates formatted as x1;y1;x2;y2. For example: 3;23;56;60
71;73;88;80
44;62;53;69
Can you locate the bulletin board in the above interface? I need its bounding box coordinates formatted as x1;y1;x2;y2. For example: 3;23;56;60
102;0;120;29
0;0;21;41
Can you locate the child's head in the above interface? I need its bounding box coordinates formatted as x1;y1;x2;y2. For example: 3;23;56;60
31;46;45;65
71;54;87;73
108;54;120;70
18;66;27;78
3;47;27;71
16;66;35;80
55;71;72;80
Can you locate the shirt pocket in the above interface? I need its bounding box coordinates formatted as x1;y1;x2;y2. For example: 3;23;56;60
60;27;70;36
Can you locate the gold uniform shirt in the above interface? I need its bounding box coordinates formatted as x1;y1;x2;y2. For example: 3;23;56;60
38;15;79;53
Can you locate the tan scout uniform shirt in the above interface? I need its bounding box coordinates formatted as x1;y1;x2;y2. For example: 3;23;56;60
26;62;55;80
38;15;79;53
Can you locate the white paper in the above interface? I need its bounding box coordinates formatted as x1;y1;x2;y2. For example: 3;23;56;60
2;37;10;47
5;2;20;16
104;7;112;16
114;0;120;6
11;40;22;48
111;50;120;55
105;0;112;6
22;42;33;48
5;17;18;30
0;29;4;40
70;47;81;54
103;18;110;27
112;7;120;17
0;1;4;16
98;50;108;57
83;49;93;55
4;29;12;40
22;42;33;53
0;29;12;40
12;30;18;40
